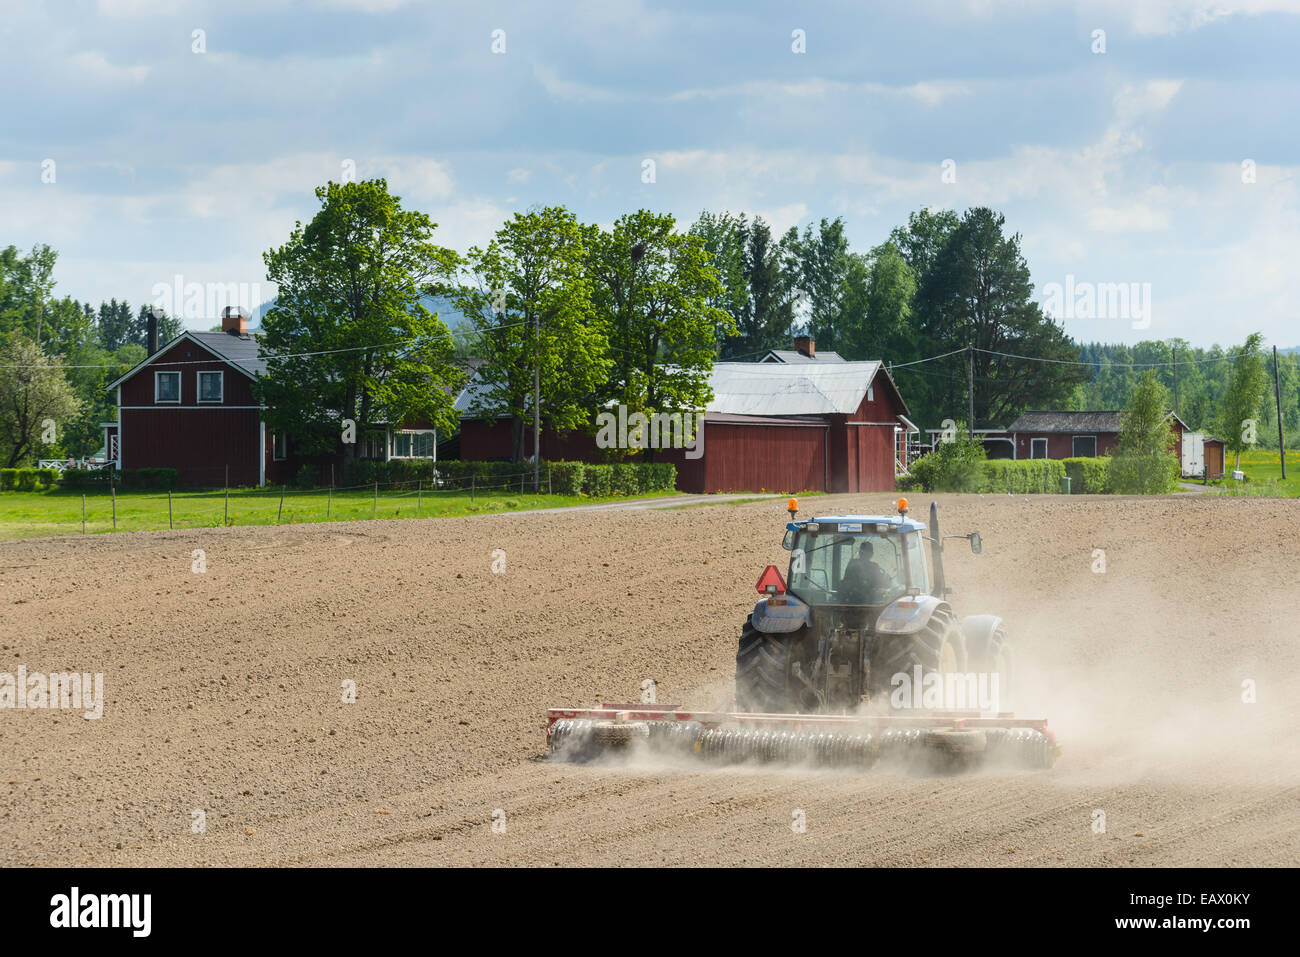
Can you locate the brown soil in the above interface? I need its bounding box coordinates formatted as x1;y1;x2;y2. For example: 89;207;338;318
1;493;1296;867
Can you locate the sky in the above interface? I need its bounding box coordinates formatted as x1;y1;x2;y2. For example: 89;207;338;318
3;0;1299;348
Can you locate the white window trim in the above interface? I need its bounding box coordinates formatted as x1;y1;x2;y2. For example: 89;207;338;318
1071;434;1097;458
197;370;224;403
1030;437;1048;460
389;428;436;459
272;432;287;461
154;370;181;404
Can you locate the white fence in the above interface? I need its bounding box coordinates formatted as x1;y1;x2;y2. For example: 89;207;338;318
38;459;111;472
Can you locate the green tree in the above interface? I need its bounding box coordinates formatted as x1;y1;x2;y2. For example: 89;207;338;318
1111;370;1178;494
586;210;734;457
1218;332;1269;469
132;304;184;350
98;298;132;352
0;336;82;467
451;206;609;463
909;207;1087;429
688;211;750;354
840;241;916;363
258;178;465;471
735;217;793;359
0;244;57;347
781;217;851;351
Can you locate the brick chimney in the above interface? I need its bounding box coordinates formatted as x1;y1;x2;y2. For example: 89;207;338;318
146;309;159;356
793;335;815;358
222;306;248;336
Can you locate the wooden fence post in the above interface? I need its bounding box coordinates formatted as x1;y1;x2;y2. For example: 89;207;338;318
168;488;173;530
277;485;285;524
373;481;378;517
417;479;422;512
470;475;475;502
327;485;332;520
547;467;552;495
224;465;229;525
111;483;116;531
81;493;86;534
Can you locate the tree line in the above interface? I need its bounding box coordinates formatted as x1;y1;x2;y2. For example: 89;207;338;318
2;179;1292;470
0;244;185;466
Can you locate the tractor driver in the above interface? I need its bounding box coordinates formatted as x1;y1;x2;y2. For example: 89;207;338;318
839;539;892;601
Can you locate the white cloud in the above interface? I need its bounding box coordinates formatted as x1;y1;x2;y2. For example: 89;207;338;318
69;51;150;84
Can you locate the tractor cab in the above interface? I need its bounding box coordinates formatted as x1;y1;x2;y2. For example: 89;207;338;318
780;511;931;608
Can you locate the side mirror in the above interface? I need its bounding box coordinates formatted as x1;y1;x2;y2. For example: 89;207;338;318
969;532;982;555
781;529;796;551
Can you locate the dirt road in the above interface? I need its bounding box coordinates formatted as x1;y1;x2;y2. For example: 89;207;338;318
1;494;1296;866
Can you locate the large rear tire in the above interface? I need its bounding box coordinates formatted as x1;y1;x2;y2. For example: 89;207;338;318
966;627;1013;711
868;607;966;708
735;616;802;713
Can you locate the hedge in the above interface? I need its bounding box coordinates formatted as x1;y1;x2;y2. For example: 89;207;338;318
895;473;923;492
978;459;1066;494
1109;453;1179;495
341;459;677;496
1;467;60;491
56;468;179;491
1062;457;1111;494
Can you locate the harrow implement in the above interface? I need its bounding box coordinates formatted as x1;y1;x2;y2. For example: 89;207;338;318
548;704;1058;773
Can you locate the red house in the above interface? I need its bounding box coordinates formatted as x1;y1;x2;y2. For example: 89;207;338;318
105;309;272;487
1000;409;1189;461
456;356;914;494
103;308;444;487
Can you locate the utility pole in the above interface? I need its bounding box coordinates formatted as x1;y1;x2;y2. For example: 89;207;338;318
1172;345;1179;417
1274;345;1287;479
533;310;541;494
967;343;976;442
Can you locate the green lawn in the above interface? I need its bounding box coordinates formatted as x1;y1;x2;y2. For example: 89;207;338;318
1205;449;1300;497
0;487;682;540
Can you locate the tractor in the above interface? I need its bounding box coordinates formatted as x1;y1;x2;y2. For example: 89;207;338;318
737;498;1012;715
547;498;1055;772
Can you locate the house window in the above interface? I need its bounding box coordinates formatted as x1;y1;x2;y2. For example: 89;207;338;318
155;371;180;403
1072;436;1097;458
272;433;287;461
362;432;387;460
390;430;435;459
197;370;224;403
867;383;874;401
1030;438;1048;459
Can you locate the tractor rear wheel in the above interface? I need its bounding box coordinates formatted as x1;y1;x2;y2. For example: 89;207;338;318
869;607;966;707
966;627;1013;711
735;616;802;713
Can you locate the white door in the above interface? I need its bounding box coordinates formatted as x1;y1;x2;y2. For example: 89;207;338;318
1182;432;1204;476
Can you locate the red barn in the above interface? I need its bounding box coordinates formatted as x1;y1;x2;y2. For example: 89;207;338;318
456;358;913;494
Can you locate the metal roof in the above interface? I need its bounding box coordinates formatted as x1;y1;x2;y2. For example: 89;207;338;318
105;330;265;390
189;332;266;377
456;359;897;419
762;349;847;363
1005;409;1189;433
706;361;885;416
1005;410;1124;433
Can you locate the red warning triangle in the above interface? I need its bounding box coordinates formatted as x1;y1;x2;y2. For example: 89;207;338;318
756;564;787;595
